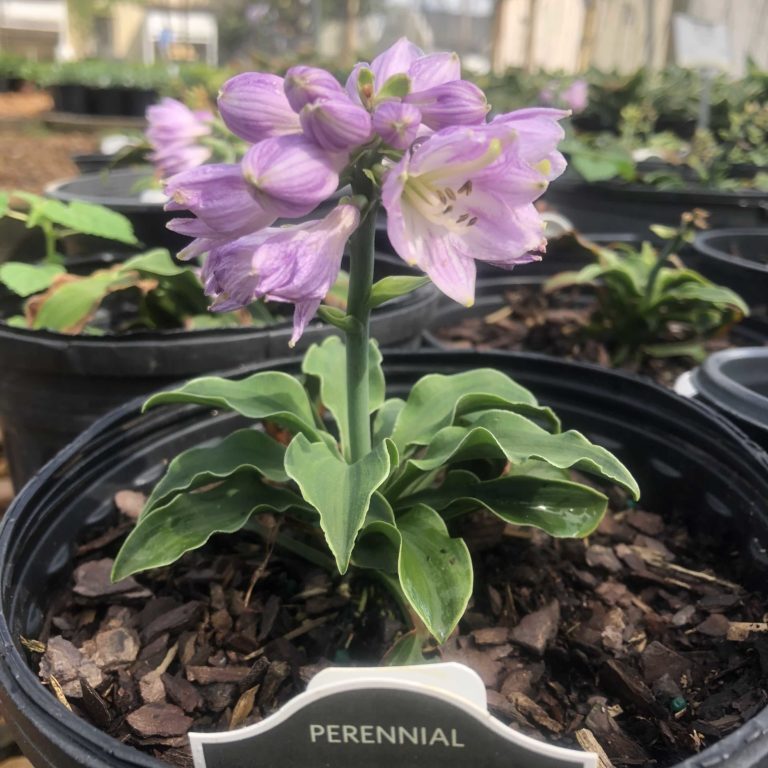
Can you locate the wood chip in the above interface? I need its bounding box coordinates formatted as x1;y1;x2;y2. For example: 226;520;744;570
186;666;252;685
575;728;615;768
73;559;150;599
229;685;259;730
126;703;193;738
162;673;203;713
727;622;768;641
511;600;560;656
696;614;730;637
91;627;140;668
39;636;103;697
585;545;623;573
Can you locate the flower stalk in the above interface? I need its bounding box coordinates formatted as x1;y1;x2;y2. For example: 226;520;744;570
345;170;378;462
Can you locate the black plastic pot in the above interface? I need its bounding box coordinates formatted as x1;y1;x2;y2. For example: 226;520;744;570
51;84;89;114
693;229;768;314
129;88;158;117
543;176;768;234
71;153;117;175
686;347;768;450
1;350;768;767
46;168;183;254
0;253;438;489
424;275;768;352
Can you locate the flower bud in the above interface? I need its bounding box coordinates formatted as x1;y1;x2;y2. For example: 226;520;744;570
372;102;421;150
284;66;345;111
405;80;489;130
300;98;372;152
218;72;300;144
242;135;342;218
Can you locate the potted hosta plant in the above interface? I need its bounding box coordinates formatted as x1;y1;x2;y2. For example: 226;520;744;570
2;39;768;768
0;193;437;488
426;214;761;387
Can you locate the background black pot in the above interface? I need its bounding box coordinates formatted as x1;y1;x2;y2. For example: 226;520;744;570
543;176;768;234
1;350;768;767
423;275;768;351
682;347;768;451
50;84;89;114
0;253;438;489
693;229;768;315
46;168;181;255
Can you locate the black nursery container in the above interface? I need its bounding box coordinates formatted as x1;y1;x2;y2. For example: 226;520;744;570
693;229;768;314
46;169;183;254
687;347;768;451
1;351;768;768
0;255;438;489
543;177;768;234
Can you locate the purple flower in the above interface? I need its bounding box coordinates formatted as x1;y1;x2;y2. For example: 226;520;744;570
164;163;276;240
381;112;567;305
242;135;344;218
404;80;488;130
300;98;372;152
284;66;346;111
373;102;422;149
204;205;360;345
562;79;588;113
146;97;213;177
218;72;300;144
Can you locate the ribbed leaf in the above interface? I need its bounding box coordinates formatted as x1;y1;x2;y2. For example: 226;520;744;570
143;372;320;440
0;262;65;297
143;428;288;517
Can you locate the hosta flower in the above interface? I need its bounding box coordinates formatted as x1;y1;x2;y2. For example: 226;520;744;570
146;98;213;177
284;66;346;111
299;98;372;152
164;164;276;240
373;102;422;150
382;111;567;304
218;73;300;144
204;205;360;345
562;79;588;113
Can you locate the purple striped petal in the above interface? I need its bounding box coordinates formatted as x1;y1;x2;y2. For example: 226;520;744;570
371;38;423;88
300;98;372;152
242;135;342;217
218;72;300;144
372;102;422;150
284;66;345;111
405;80;489;130
408;52;461;91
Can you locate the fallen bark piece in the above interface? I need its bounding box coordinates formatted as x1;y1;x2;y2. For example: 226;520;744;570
39;636;103;697
73;559;150;599
141;601;202;644
472;627;510;645
162;673;203;713
600;659;666;718
507;691;563;734
511;600;560;656
727;622;768;641
91;627;140;668
585;545;623;573
575;728;615;768
126;703;193;738
186;666;252;684
696;614;730;637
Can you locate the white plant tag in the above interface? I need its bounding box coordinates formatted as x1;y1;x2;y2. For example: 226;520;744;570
189;662;597;768
673;13;731;70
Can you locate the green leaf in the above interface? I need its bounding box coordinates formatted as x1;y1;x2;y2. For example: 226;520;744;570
143;372;321;440
649;224;678;240
316;305;353;331
112;471;301;580
143;428;289;517
376;73;411;101
544;264;604;292
382;631;433;666
3;315;27;328
119;249;189;277
352;492;399;572
358;501;473;644
567;144;635;182
369;276;430;309
372;398;405;443
653;282;749;315
642;341;707;361
405;410;640;499
390;369;537;451
407;473;608;537
285;436;392;573
16;194;138;245
302;337;385;458
31;272;119;331
454;393;561;433
396;505;472;644
0;191;10;218
0;262;65;297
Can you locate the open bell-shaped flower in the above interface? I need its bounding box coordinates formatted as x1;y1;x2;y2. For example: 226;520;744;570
382;115;567;305
204;204;360;345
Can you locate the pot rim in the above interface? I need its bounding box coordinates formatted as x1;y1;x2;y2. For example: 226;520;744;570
693;228;768;275
2;350;768;768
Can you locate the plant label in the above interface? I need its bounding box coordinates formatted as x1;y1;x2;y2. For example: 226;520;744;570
672;13;731;70
189;662;597;768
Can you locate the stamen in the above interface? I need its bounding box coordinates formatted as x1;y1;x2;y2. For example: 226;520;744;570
443;205;453;214
467;216;478;226
437;191;447;205
458;180;473;195
445;188;456;201
456;213;469;223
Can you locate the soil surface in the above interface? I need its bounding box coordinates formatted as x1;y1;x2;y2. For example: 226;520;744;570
29;485;768;768
0;123;98;192
430;285;745;388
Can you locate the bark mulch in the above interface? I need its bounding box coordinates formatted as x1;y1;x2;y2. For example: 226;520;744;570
25;483;768;768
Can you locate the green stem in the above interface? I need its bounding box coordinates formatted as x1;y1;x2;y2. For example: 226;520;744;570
643;230;689;306
344;177;378;463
